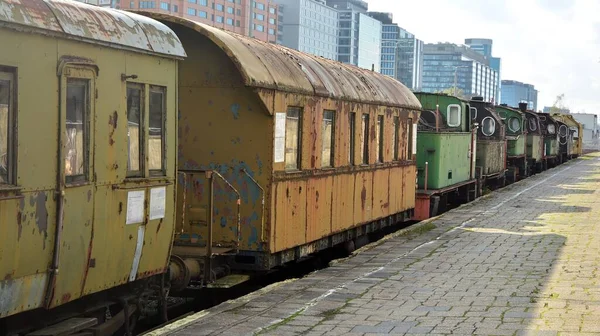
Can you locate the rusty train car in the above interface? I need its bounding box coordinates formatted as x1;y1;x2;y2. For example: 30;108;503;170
143;13;422;290
0;0;185;335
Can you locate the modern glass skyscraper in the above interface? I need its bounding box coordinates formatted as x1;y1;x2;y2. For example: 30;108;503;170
274;0;338;60
501;80;538;111
327;0;381;71
368;12;422;90
422;43;498;102
465;38;501;102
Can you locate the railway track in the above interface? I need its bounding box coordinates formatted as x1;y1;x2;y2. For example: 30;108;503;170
134;220;419;335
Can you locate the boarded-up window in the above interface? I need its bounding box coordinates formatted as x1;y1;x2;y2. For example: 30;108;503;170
285;107;302;170
407;118;413;160
149;86;166;175
349;112;356;165
322;110;335;167
360;114;369;164
0;70;14;184
376;115;384;163
65;79;89;182
127;84;143;176
393;116;399;161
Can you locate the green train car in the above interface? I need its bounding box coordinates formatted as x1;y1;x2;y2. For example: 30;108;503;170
496;104;527;182
537;113;560;168
471;97;507;190
413;92;477;220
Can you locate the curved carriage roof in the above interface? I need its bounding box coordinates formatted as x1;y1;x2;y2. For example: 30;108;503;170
0;0;185;58
138;12;421;110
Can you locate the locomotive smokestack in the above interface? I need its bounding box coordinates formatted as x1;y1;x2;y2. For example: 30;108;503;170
518;102;528;112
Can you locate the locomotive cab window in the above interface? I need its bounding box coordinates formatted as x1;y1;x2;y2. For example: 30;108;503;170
508;117;521;133
0;69;15;185
481;117;496;136
528;118;538;132
322;110;335;168
470;107;477;120
447;104;461;127
285;106;302;170
64;78;91;183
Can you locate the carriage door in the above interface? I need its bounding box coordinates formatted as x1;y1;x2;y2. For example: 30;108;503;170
48;64;97;308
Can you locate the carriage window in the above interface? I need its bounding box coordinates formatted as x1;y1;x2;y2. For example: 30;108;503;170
349;112;356;166
127;84;144;176
360;114;369;164
149;86;166;175
407;118;413;160
285;107;302;170
322;110;334;168
447;104;461;127
65;79;89;182
376;115;384;163
0;70;14;185
393;116;399;161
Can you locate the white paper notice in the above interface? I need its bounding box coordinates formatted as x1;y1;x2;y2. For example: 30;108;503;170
129;225;145;282
150;186;166;220
274;112;286;163
412;123;418;155
126;190;145;225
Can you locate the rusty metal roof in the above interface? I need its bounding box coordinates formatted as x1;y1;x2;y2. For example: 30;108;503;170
136;12;421;110
0;0;185;58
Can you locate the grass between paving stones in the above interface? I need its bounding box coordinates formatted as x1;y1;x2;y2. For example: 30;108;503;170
254;308;306;335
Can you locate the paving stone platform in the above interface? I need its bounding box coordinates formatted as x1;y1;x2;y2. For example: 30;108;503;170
148;154;600;336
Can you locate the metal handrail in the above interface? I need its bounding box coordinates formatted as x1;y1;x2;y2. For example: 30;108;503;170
241;168;265;243
178;169;241;285
178;169;242;252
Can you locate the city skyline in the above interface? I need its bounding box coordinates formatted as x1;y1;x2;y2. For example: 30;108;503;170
367;0;600;115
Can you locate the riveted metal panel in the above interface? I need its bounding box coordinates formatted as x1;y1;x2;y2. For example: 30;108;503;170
372;168;390;220
353;171;373;225
0;0;185;58
306;176;333;243
273;180;307;252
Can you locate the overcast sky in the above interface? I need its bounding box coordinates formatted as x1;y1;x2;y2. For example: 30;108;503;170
367;0;600;114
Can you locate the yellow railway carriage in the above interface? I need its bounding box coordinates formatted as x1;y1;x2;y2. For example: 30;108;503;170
0;0;184;334
139;13;422;288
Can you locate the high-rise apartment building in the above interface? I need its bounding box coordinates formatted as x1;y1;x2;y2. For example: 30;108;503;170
422;43;498;102
73;0;113;6
274;0;338;60
369;12;422;90
118;0;278;43
327;0;381;71
465;38;501;102
501;80;538;111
